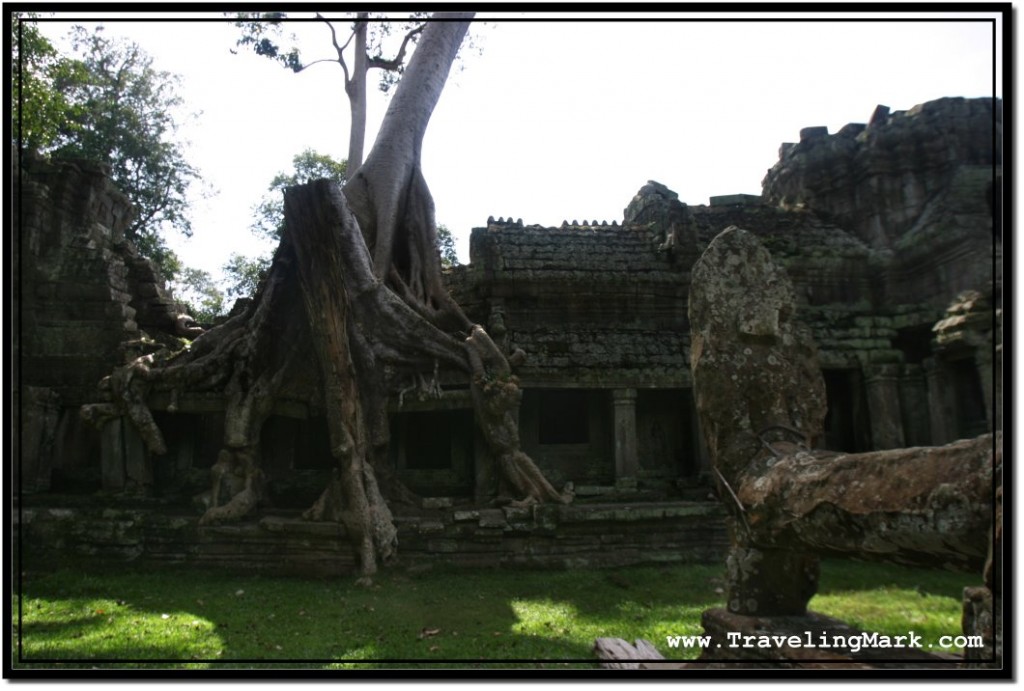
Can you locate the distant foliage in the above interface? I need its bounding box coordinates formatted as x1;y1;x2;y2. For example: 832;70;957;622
437;224;459;268
12;15;84;152
222;148;457;299
172;267;226;325
220;149;348;301
222;253;270;301
13;19;202;281
252;149;348;242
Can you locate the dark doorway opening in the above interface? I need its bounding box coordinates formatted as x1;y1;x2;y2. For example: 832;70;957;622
537;389;590;445
950;358;988;439
822;369;872;453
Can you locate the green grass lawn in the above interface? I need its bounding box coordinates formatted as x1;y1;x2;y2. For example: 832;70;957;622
11;557;975;670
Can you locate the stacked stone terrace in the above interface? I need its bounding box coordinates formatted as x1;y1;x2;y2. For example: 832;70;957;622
15;152;197;493
460;205;694;389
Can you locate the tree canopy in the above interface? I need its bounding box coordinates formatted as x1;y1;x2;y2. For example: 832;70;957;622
13;19;202;280
217;148;350;303
252;149;349;243
230;12;479;176
172;267;226;326
12;15;84;152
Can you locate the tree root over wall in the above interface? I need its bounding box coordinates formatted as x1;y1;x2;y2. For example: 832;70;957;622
81;15;570;584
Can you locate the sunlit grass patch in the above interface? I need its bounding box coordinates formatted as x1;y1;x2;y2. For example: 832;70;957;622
812;559;969;654
18;594;222;661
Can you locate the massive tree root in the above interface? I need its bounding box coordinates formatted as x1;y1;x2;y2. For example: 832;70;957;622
83;239;316;526
466;325;572;505
82;14;570;582
283;181;570;522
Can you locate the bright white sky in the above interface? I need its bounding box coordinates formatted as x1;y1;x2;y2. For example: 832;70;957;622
37;10;1002;279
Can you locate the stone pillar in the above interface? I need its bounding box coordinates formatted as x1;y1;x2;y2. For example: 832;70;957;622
100;418;126;491
973;348;996;433
863;364;905;450
100;416;153;495
612;388;638;489
474;428;496;504
688;389;712;478
17;387;62;493
923;357;955;445
898;364;931;447
122;421;152;494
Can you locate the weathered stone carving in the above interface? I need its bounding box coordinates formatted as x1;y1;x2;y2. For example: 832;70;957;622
624;179;698;260
762;97;1000;336
685;225;998;664
762;97;999;252
597;215;1000;667
688;225;827;615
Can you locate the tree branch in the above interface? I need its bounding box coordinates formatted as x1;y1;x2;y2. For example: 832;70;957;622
317;12;351;85
367;23;424;72
291;57;345;73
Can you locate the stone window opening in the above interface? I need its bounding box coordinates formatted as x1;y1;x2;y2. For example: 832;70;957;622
389;410;475;497
537;390;590;445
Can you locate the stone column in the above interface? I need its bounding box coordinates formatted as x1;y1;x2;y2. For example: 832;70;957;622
898;364;931;447
863;364;905;450
473;428;496;504
99;416;153;495
923;357;955;445
973;348;996;433
100;418;126;491
612;388;638;489
688;389;712;478
18;387;61;493
123;421;152;495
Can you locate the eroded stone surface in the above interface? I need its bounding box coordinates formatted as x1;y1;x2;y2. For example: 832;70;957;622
688;226;827;481
762;97;1000;252
725;545;819;616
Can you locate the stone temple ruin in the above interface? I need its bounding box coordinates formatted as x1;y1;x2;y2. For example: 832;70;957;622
15;96;1001;662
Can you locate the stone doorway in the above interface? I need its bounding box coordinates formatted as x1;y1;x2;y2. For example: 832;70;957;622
636;389;700;484
821;369;872;453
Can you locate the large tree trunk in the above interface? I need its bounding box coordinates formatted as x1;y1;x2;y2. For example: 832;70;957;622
342;15;474;328
343;13;369;179
285;184;399;583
